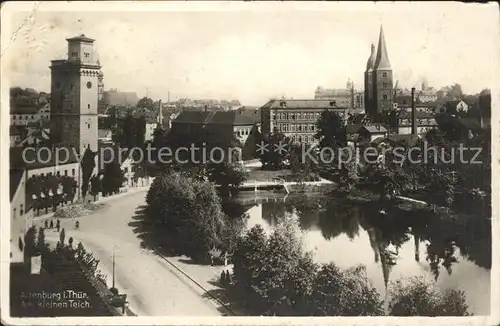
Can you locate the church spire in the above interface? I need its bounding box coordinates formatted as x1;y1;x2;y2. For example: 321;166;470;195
366;43;376;72
374;25;391;70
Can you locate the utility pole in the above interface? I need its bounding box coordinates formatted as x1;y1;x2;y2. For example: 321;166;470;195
112;246;116;288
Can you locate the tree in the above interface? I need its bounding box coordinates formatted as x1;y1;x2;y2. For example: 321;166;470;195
260;131;291;170
206;161;248;196
145;173;227;261
89;175;102;200
338;145;359;194
312;264;383;316
314;110;346;150
137;97;154;110
121;114;138;149
388;276;469;316
81;147;96;198
101;162;124;196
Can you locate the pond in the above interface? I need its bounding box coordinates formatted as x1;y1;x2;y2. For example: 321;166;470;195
233;192;491;316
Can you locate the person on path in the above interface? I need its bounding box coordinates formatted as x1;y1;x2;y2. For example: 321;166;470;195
44;220;48;229
49;219;54;229
56;219;60;232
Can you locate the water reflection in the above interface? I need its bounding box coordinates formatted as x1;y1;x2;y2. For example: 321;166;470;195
231;193;491;315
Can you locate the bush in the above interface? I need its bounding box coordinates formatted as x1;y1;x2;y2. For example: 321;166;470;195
232;217;382;316
146;172;227;261
388;276;469;316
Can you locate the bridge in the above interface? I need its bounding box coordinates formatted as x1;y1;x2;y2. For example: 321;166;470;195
239;178;334;194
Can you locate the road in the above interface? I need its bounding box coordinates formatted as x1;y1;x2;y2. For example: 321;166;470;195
41;190;223;316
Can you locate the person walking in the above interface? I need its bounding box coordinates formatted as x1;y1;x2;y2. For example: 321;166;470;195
56;219;60;233
44;220;48;229
49;219;54;229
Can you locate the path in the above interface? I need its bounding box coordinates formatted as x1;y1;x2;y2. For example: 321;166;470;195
37;190;224;316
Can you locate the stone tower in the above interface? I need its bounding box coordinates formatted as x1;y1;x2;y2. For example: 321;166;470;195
50;34;100;155
372;26;393;121
364;43;376;118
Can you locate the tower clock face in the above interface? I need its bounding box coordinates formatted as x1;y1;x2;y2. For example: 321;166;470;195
86;82;92;89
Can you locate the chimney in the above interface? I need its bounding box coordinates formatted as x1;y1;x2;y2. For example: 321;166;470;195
158;100;163;126
411;87;417;135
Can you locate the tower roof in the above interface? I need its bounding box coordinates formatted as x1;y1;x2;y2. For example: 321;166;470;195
374;26;391;70
66;34;95;43
365;43;376;71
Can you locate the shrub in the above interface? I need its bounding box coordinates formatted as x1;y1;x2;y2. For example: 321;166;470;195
388;276;469;316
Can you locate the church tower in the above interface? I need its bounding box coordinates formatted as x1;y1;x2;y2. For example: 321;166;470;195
364;43;376;119
372;26;393;122
50;34;100;155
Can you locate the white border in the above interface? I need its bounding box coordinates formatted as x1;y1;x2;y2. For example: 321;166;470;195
1;1;499;325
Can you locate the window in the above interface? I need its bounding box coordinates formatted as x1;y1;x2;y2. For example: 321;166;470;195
383;94;388;100
292;114;295;120
64;170;68;176
86;82;92;89
88;104;90;109
72;169;75;176
13;116;16;120
13;208;16;219
124;167;129;173
382;72;387;77
41;173;44;177
88;124;90;129
20;204;24;216
56;171;60;176
71;52;78;58
298;125;302;131
383;83;388;89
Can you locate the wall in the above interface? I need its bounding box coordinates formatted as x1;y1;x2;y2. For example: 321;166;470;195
10;171;31;263
26;162;80;179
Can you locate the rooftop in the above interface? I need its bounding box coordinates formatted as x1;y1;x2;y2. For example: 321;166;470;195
10;146;79;171
261;99;349;110
66;34;95;43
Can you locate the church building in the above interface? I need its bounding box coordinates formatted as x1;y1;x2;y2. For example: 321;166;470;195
364;26;393;122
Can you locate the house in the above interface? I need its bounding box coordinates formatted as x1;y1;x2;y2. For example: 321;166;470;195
10;147;80;180
98;129;113;142
260;99;349;144
388;109;437;135
10;169;30;262
98;144;135;187
170;110;261;160
437;100;469;114
102;89;139;108
359;125;388;143
346;124;362;143
133;108;159;142
10;126;23;147
10;102;51;126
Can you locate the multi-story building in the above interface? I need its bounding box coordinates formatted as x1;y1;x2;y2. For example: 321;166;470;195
50;34;100;156
260;99;349;144
364;26;393;122
388;109;437;135
10;102;50;126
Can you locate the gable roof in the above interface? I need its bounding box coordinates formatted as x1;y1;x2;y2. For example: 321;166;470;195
10;169;25;201
261;99;349;110
10;125;22;136
172;111;214;124
10;146;79;171
346;124;361;135
361;125;387;133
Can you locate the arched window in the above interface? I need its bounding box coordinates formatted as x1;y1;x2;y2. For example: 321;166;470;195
20;204;24;216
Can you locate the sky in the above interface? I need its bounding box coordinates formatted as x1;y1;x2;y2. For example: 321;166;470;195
1;2;498;106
